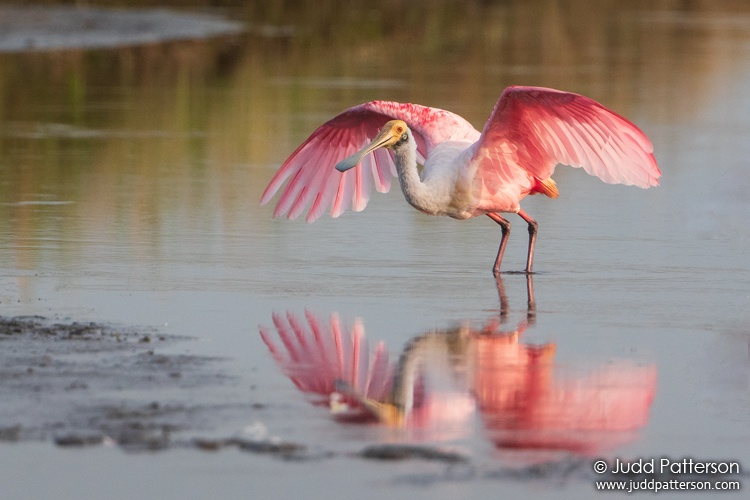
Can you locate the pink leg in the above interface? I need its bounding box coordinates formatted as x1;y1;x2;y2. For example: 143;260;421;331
487;213;510;276
517;209;538;274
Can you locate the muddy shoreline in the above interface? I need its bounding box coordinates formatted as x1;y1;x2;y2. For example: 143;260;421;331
0;315;253;450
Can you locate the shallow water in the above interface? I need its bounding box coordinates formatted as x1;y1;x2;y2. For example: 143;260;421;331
0;1;749;498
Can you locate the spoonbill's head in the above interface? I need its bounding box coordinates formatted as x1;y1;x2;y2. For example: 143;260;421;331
336;120;409;172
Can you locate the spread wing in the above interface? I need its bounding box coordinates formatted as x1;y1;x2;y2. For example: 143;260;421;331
260;101;476;222
472;86;661;195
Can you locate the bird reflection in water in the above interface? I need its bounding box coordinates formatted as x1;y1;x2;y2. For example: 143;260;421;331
259;276;656;454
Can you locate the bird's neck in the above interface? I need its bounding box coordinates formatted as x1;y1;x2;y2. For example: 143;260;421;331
393;139;434;214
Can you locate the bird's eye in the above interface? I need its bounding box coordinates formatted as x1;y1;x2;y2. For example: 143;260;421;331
396;126;403;133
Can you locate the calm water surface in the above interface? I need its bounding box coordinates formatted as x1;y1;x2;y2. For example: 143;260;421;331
0;1;749;498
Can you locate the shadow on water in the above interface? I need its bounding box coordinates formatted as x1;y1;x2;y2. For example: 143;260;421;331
259;275;657;463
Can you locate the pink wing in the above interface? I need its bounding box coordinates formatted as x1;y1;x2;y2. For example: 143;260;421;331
259;311;393;404
260;101;476;222
473;86;661;194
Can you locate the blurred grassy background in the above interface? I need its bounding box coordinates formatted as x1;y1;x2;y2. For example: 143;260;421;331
1;0;749;280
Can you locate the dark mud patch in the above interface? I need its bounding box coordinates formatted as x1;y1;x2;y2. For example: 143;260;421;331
191;435;315;460
0;315;255;451
360;444;469;463
0;6;243;53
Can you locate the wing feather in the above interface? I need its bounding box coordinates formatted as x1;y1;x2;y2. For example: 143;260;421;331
307;147;347;222
372;148;393;193
273;128;336;217
262;101;476;221
472;86;660;192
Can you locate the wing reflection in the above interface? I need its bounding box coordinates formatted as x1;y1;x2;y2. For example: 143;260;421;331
259;310;475;434
260;311;395;421
259;276;656;454
473;327;656;454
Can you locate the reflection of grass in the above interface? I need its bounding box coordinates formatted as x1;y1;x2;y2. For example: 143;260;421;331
0;0;747;272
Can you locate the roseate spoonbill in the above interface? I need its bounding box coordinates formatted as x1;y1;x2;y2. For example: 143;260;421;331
261;86;661;274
